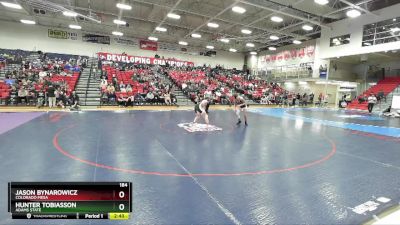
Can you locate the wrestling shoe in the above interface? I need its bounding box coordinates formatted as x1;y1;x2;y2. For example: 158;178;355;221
236;119;241;125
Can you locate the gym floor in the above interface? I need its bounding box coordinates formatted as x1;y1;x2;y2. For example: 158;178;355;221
0;107;399;225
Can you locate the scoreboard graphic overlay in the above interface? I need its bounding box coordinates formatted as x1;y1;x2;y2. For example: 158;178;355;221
8;182;132;220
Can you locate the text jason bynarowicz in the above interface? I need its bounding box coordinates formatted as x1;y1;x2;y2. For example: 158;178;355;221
15;190;78;196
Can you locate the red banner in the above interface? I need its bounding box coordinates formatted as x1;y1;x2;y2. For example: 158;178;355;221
139;40;158;51
97;52;194;67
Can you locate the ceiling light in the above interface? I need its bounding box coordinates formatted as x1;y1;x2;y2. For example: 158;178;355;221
246;43;255;47
20;19;35;25
229;48;237;52
393;18;397;22
314;0;329;5
116;3;132;10
299;81;308;85
191;33;201;38
219;38;229;43
206;45;214;49
167;13;180;19
269;47;276;51
250;51;257;55
155;27;167;32
363;42;371;46
179;41;188;46
63;11;78;17
293;40;302;44
112;31;123;36
241;29;252;34
270;35;279;40
271;16;283;23
148;36;158;41
207;22;219;28
232;6;246;14
113;19;126;25
346;9;361;18
302;25;313;31
0;1;22;9
390;27;400;32
69;24;81;30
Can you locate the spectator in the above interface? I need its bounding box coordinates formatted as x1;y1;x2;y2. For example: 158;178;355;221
101;92;109;105
117;94;128;107
323;94;329;107
27;87;36;106
100;77;108;91
134;92;144;105
377;89;386;102
118;93;134;107
146;91;155;104
112;75;118;87
119;81;126;91
37;88;46;108
204;89;212;99
120;81;126;93
69;91;80;110
17;87;28;105
358;94;367;104
126;84;132;93
153;91;161;105
301;93;308;106
164;91;171;105
56;89;67;109
47;84;56;108
107;84;116;102
318;93;323;105
367;93;377;113
260;95;269;104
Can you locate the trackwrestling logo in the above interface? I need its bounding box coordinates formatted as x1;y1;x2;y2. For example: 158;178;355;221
177;123;223;133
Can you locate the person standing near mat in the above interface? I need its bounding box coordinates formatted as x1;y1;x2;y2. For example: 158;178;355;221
233;93;248;126
367;93;377;113
193;98;210;125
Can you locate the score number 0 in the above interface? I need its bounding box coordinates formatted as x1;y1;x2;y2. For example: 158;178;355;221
118;183;128;211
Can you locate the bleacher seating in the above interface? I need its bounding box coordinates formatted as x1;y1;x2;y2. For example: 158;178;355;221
103;65;147;97
0;82;11;103
347;77;400;110
215;73;284;103
101;64;175;105
166;67;286;104
48;73;80;95
0;60;5;70
0;49;84;106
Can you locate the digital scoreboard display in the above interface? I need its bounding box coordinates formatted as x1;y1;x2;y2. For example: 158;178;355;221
8;182;132;220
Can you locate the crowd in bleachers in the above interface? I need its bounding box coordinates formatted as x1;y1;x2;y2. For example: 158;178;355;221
0;59;5;70
97;62;295;106
0;49;33;64
1;50;328;108
0;49;86;109
168;65;288;105
1;50;322;108
100;63;178;106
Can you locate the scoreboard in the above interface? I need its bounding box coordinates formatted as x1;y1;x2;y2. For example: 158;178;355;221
8;182;132;220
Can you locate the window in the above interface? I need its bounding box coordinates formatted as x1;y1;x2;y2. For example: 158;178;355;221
330;34;351;47
362;17;400;47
